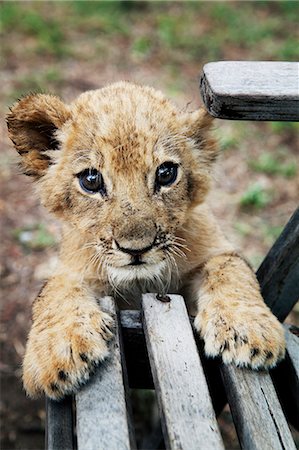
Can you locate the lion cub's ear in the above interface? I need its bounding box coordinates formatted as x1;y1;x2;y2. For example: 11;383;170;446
6;94;71;178
180;108;218;166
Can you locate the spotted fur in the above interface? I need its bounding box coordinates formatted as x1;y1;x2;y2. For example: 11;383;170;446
7;82;285;399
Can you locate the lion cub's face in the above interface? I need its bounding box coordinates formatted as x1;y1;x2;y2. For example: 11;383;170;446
7;82;216;287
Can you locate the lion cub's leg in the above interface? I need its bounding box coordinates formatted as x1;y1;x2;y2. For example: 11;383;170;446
23;275;114;399
192;254;285;369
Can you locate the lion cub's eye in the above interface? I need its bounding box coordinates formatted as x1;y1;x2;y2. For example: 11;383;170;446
155;162;178;189
78;169;106;195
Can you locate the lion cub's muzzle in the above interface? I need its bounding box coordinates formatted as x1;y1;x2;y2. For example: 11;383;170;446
112;216;158;265
114;238;156;266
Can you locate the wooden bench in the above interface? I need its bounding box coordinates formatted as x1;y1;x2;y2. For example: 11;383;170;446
46;61;299;450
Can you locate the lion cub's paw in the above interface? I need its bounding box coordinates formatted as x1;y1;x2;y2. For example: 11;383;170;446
23;311;114;399
194;307;285;370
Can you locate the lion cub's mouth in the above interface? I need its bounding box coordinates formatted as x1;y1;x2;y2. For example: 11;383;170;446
114;238;158;268
128;255;146;266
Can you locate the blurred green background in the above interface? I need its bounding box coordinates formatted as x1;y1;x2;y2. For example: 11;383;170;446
1;1;298;449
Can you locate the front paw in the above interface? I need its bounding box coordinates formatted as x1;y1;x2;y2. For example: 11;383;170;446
194;307;285;369
23;311;114;399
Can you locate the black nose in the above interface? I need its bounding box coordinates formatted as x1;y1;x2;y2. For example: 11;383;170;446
115;240;155;256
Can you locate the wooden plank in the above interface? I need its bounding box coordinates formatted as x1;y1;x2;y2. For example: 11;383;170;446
220;206;299;447
257;207;299;322
76;297;135;450
46;396;74;450
200;61;299;121
119;310;227;415
221;364;296;450
285;325;299;377
271;325;299;429
142;293;224;450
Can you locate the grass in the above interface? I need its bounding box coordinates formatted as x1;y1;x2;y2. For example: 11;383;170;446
234;221;252;237
249;153;297;178
235;219;283;241
261;224;284;246
248;254;264;270
9;69;63;102
2;1;298;65
12;224;57;251
214;122;248;152
240;184;272;209
1;4;68;57
270;121;299;133
131;36;152;60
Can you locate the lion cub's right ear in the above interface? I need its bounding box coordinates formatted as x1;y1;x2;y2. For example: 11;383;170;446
6;94;71;178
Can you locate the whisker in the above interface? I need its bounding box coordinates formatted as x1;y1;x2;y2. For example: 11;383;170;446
164;252;180;292
167;247;181;258
168;245;187;260
173;242;190;251
106;269;131;304
173;236;187;242
172;238;191;252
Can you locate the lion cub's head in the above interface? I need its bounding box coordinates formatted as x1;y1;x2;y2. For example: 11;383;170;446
7;82;216;289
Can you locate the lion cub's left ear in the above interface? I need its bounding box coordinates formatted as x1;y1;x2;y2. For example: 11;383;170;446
6;94;71;178
180;108;218;166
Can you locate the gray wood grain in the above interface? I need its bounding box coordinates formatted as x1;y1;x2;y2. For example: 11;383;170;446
200;61;299;121
142;293;224;450
119;310;226;417
220;216;299;450
76;297;135;450
285;326;299;377
221;364;296;450
46;396;74;450
257;207;299;322
120;310;226;415
119;311;298;434
46;311;298;448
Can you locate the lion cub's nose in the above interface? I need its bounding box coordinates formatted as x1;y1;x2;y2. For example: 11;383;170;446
112;216;157;256
115;240;155;256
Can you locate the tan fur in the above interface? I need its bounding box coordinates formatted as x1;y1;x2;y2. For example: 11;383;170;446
7;82;285;399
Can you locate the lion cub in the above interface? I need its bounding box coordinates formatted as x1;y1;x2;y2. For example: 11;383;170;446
7;82;285;399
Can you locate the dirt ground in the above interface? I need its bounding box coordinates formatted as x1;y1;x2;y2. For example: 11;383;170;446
1;2;298;449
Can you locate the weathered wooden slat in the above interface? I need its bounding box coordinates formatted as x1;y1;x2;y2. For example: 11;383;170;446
221;364;296;450
219;207;299;449
141;293;224;450
121;312;298;449
285;326;299;377
200;61;299;121
257;207;299;322
46;311;297;448
120;310;227;414
46;396;74;450
271;326;299;429
76;297;135;450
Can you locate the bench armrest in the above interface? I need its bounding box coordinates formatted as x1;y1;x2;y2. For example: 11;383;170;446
200;61;299;121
